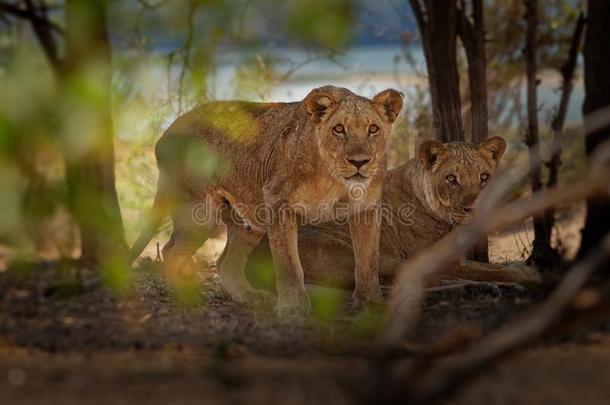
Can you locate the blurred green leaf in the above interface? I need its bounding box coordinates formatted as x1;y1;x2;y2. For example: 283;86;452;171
310;285;345;323
285;0;353;50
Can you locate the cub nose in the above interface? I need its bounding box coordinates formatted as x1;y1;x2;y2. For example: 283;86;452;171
348;158;370;170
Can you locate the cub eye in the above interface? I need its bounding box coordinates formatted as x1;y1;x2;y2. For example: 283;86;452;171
333;124;345;136
368;124;379;135
446;174;458;184
480;173;490;182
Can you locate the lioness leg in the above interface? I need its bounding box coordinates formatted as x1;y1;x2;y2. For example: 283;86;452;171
348;208;383;307
247;229;399;290
217;222;274;306
162;201;214;287
267;212;310;315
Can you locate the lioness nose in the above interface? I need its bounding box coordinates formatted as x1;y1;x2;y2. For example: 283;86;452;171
348;158;370;170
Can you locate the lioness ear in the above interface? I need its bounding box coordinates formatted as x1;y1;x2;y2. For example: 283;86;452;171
479;136;506;166
373;89;404;124
305;89;336;123
419;140;448;170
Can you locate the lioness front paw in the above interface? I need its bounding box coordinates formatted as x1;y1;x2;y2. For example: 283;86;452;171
221;280;275;309
351;285;384;310
240;289;276;309
275;291;311;318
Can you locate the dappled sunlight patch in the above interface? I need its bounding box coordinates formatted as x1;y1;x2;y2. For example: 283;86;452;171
0;163;25;241
349;306;384;340
309;285;347;323
199;104;259;143
100;255;135;295
184;143;231;183
285;0;353;51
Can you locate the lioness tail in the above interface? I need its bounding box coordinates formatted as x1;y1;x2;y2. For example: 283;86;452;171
128;175;170;264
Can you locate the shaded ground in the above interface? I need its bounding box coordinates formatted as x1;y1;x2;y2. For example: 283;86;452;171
1;205;609;404
0;259;536;354
1;258;609;405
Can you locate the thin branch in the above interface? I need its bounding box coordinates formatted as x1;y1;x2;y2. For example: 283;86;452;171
523;0;557;265
132;0;171;43
545;12;587;226
176;0;196;114
379;164;610;344
0;0;65;35
398;234;610;405
379;105;610;344
5;0;65;73
407;0;426;31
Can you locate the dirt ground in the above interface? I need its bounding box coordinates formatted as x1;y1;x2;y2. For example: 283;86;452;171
1;205;609;405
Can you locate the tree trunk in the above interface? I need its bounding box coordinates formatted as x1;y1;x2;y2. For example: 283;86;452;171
411;0;465;142
4;0;129;267
457;0;490;262
545;13;586;244
578;0;610;261
64;0;128;265
524;0;556;267
457;0;488;145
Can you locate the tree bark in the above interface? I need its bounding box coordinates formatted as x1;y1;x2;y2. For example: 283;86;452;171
457;0;490;262
1;0;128;266
524;0;556;267
63;0;128;264
410;0;465;142
545;13;586;240
457;0;488;145
578;0;610;261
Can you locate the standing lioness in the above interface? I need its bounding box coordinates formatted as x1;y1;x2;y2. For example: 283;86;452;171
246;138;526;288
130;86;403;314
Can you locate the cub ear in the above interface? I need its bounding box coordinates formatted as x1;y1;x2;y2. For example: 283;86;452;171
419;140;448;170
305;88;336;123
373;89;404;124
479;136;506;166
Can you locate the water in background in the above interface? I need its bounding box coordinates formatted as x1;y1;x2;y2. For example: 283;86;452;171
117;45;584;139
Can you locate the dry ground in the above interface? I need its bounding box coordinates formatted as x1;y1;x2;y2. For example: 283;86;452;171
1;204;609;405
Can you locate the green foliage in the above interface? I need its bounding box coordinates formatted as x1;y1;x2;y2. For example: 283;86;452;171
285;0;354;50
310;285;346;323
349;306;384;339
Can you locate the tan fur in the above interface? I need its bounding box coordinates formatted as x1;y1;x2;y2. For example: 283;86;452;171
247;138;512;287
130;86;403;313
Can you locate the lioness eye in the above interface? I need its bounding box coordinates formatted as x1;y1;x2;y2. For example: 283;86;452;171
481;173;490;182
368;124;379;135
333;124;345;136
446;174;457;184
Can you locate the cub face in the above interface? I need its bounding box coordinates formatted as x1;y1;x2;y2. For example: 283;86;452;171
304;86;403;186
418;137;507;225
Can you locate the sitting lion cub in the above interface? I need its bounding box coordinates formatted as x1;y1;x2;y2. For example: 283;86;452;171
130;86;404;314
246;137;515;288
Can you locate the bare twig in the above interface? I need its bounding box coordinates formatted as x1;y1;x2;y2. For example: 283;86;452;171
523;0;557;265
176;0;196;114
379;165;610;344
0;0;64;35
457;0;488;145
132;0;172;44
380;105;610;343
545;12;586;230
1;0;65;72
395;233;610;405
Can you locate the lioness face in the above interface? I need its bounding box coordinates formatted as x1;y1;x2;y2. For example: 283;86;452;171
305;86;403;186
418;137;507;225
